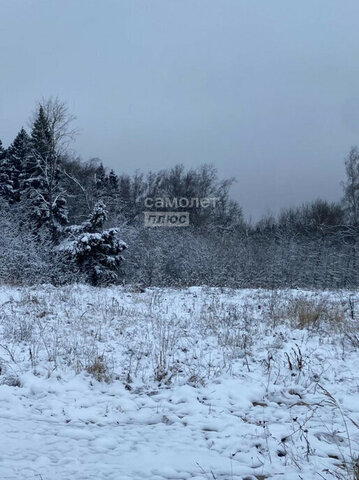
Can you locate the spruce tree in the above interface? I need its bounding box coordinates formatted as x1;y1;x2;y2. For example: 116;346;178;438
94;163;108;199
59;201;127;285
22;106;68;238
93;165;122;223
106;169;122;222
5;128;31;202
0;139;5;160
0;139;12;201
108;169;119;191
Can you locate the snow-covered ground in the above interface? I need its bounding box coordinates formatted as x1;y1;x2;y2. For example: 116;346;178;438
0;285;359;480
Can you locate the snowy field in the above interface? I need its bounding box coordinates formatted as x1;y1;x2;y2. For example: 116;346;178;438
0;285;359;480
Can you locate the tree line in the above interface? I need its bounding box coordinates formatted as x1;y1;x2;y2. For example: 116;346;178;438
1;99;359;288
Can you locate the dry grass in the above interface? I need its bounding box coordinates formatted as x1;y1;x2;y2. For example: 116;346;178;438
285;296;344;329
86;354;111;383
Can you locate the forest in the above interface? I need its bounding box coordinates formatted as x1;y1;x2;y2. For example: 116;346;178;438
1;98;359;289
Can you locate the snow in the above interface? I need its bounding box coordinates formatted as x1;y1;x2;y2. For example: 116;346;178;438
0;284;359;479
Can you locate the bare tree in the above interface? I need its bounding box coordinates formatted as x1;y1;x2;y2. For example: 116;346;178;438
30;97;78;155
343;146;359;226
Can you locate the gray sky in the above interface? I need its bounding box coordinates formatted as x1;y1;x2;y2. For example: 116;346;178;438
1;0;359;220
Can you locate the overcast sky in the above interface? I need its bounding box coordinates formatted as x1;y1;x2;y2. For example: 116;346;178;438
1;0;359;220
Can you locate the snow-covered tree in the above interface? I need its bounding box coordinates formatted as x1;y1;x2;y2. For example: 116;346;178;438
0;139;11;201
102;168;123;223
21;104;69;238
0;139;6;161
94;164;108;197
0;198;50;284
1;128;31;203
343;146;359;226
59;201;127;286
